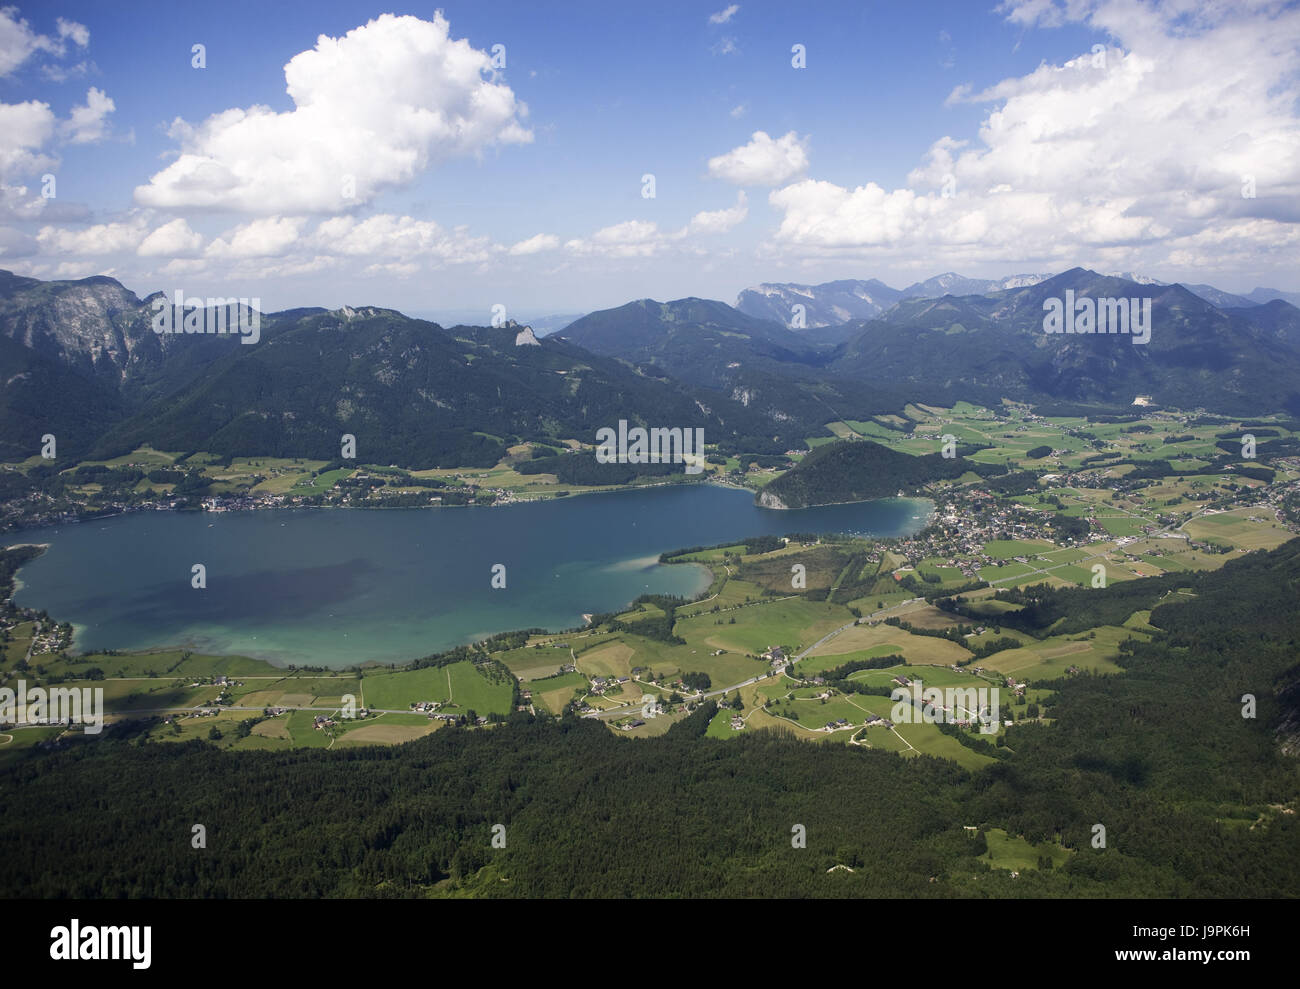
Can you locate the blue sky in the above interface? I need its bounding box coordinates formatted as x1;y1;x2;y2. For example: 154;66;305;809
2;1;1297;317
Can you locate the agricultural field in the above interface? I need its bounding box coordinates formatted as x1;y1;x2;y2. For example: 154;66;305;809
792;645;902;677
676;577;768;617
979;828;1073;872
802;621;971;666
982;539;1056;559
705;707;741;738
675;597;854;656
845;665;988;690
332;713;441;747
359;660;512;715
232;674;360;709
1;621;33;667
976;625;1140;680
496;645;572;680
754;685;997;770
1183;507;1293;552
0;724;67;765
527;671;589;714
574;641;636;679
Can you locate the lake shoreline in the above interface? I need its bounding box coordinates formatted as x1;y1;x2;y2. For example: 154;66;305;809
4;486;932;671
1;474;744;536
6;546;714;676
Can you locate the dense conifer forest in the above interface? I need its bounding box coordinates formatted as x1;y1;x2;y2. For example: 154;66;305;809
758;440;1005;508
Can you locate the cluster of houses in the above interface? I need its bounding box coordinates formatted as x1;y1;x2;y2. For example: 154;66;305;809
188;675;242;689
810;713;899;732
760;646;787;669
22;620;71;656
199;496;273;513
409;700;462;722
589;675;630;695
312;715;335;730
895;485;1109;576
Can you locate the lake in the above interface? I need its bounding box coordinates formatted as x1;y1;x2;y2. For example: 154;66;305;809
7;484;931;668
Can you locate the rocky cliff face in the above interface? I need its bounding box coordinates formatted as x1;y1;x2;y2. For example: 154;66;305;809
0;271;276;409
0;274;152;385
756;488;789;510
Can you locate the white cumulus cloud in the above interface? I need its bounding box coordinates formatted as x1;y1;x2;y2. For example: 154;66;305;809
508;233;560;255
0;8;89;77
206;217;305;259
566;220;664;258
37;215;150;255
55;17;89;48
312;214;493;265
62;87;114;144
766;1;1300;275
134;13;533;213
687;191;748;235
137;218;203;258
0;99;57;176
708;131;808;186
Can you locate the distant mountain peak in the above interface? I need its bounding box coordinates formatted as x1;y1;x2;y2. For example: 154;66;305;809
335;305;381;320
1104;271;1166;285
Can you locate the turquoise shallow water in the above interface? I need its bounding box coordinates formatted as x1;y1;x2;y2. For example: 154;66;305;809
6;484;931;668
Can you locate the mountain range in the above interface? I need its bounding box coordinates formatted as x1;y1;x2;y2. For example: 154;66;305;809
0;271;790;464
734;270;1300;337
3;265;1300;467
834;268;1300;415
565;268;1300;417
734;272;1052;336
